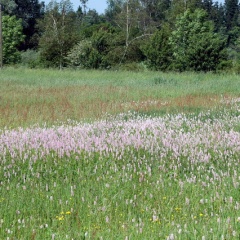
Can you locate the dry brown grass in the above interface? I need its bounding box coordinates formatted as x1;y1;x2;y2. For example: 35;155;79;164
0;84;223;129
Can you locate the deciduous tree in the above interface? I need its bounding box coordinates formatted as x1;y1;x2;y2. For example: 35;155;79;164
38;0;79;68
2;15;25;64
106;0;153;64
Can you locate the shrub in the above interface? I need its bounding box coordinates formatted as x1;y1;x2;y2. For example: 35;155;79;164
21;50;42;68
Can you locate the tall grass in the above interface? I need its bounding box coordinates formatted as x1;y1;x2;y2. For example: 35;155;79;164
0;67;239;129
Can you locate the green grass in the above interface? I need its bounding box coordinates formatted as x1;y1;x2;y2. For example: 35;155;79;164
2;153;239;239
1;67;240;93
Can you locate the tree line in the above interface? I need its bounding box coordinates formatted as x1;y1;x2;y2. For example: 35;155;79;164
1;0;240;72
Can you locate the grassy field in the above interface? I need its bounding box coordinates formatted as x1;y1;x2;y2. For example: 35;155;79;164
0;68;240;239
1;67;240;128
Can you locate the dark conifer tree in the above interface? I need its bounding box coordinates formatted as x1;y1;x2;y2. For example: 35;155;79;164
225;0;239;31
202;1;225;31
215;3;225;31
223;0;239;46
0;0;17;13
12;0;45;50
139;0;171;22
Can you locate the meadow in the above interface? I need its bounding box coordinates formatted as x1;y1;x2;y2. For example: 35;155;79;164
1;67;240;129
0;68;240;239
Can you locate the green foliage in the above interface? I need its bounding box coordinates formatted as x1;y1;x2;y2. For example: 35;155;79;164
142;25;172;71
2;15;25;64
66;24;116;69
224;0;239;32
0;0;17;14
20;50;42;68
82;9;103;26
141;0;171;22
38;0;79;68
66;39;101;69
166;0;202;23
201;0;225;31
91;28;113;68
1;0;238;72
11;0;44;50
103;40;124;66
106;0;123;20
227;34;240;73
169;9;228;72
105;0;156;64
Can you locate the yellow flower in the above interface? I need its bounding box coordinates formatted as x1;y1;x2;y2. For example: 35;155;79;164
56;215;64;221
65;211;71;215
175;207;181;211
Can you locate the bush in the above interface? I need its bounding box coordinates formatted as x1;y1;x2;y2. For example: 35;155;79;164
21;50;42;68
142;25;172;71
66;40;101;69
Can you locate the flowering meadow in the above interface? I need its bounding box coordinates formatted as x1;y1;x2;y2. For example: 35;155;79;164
0;96;240;239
